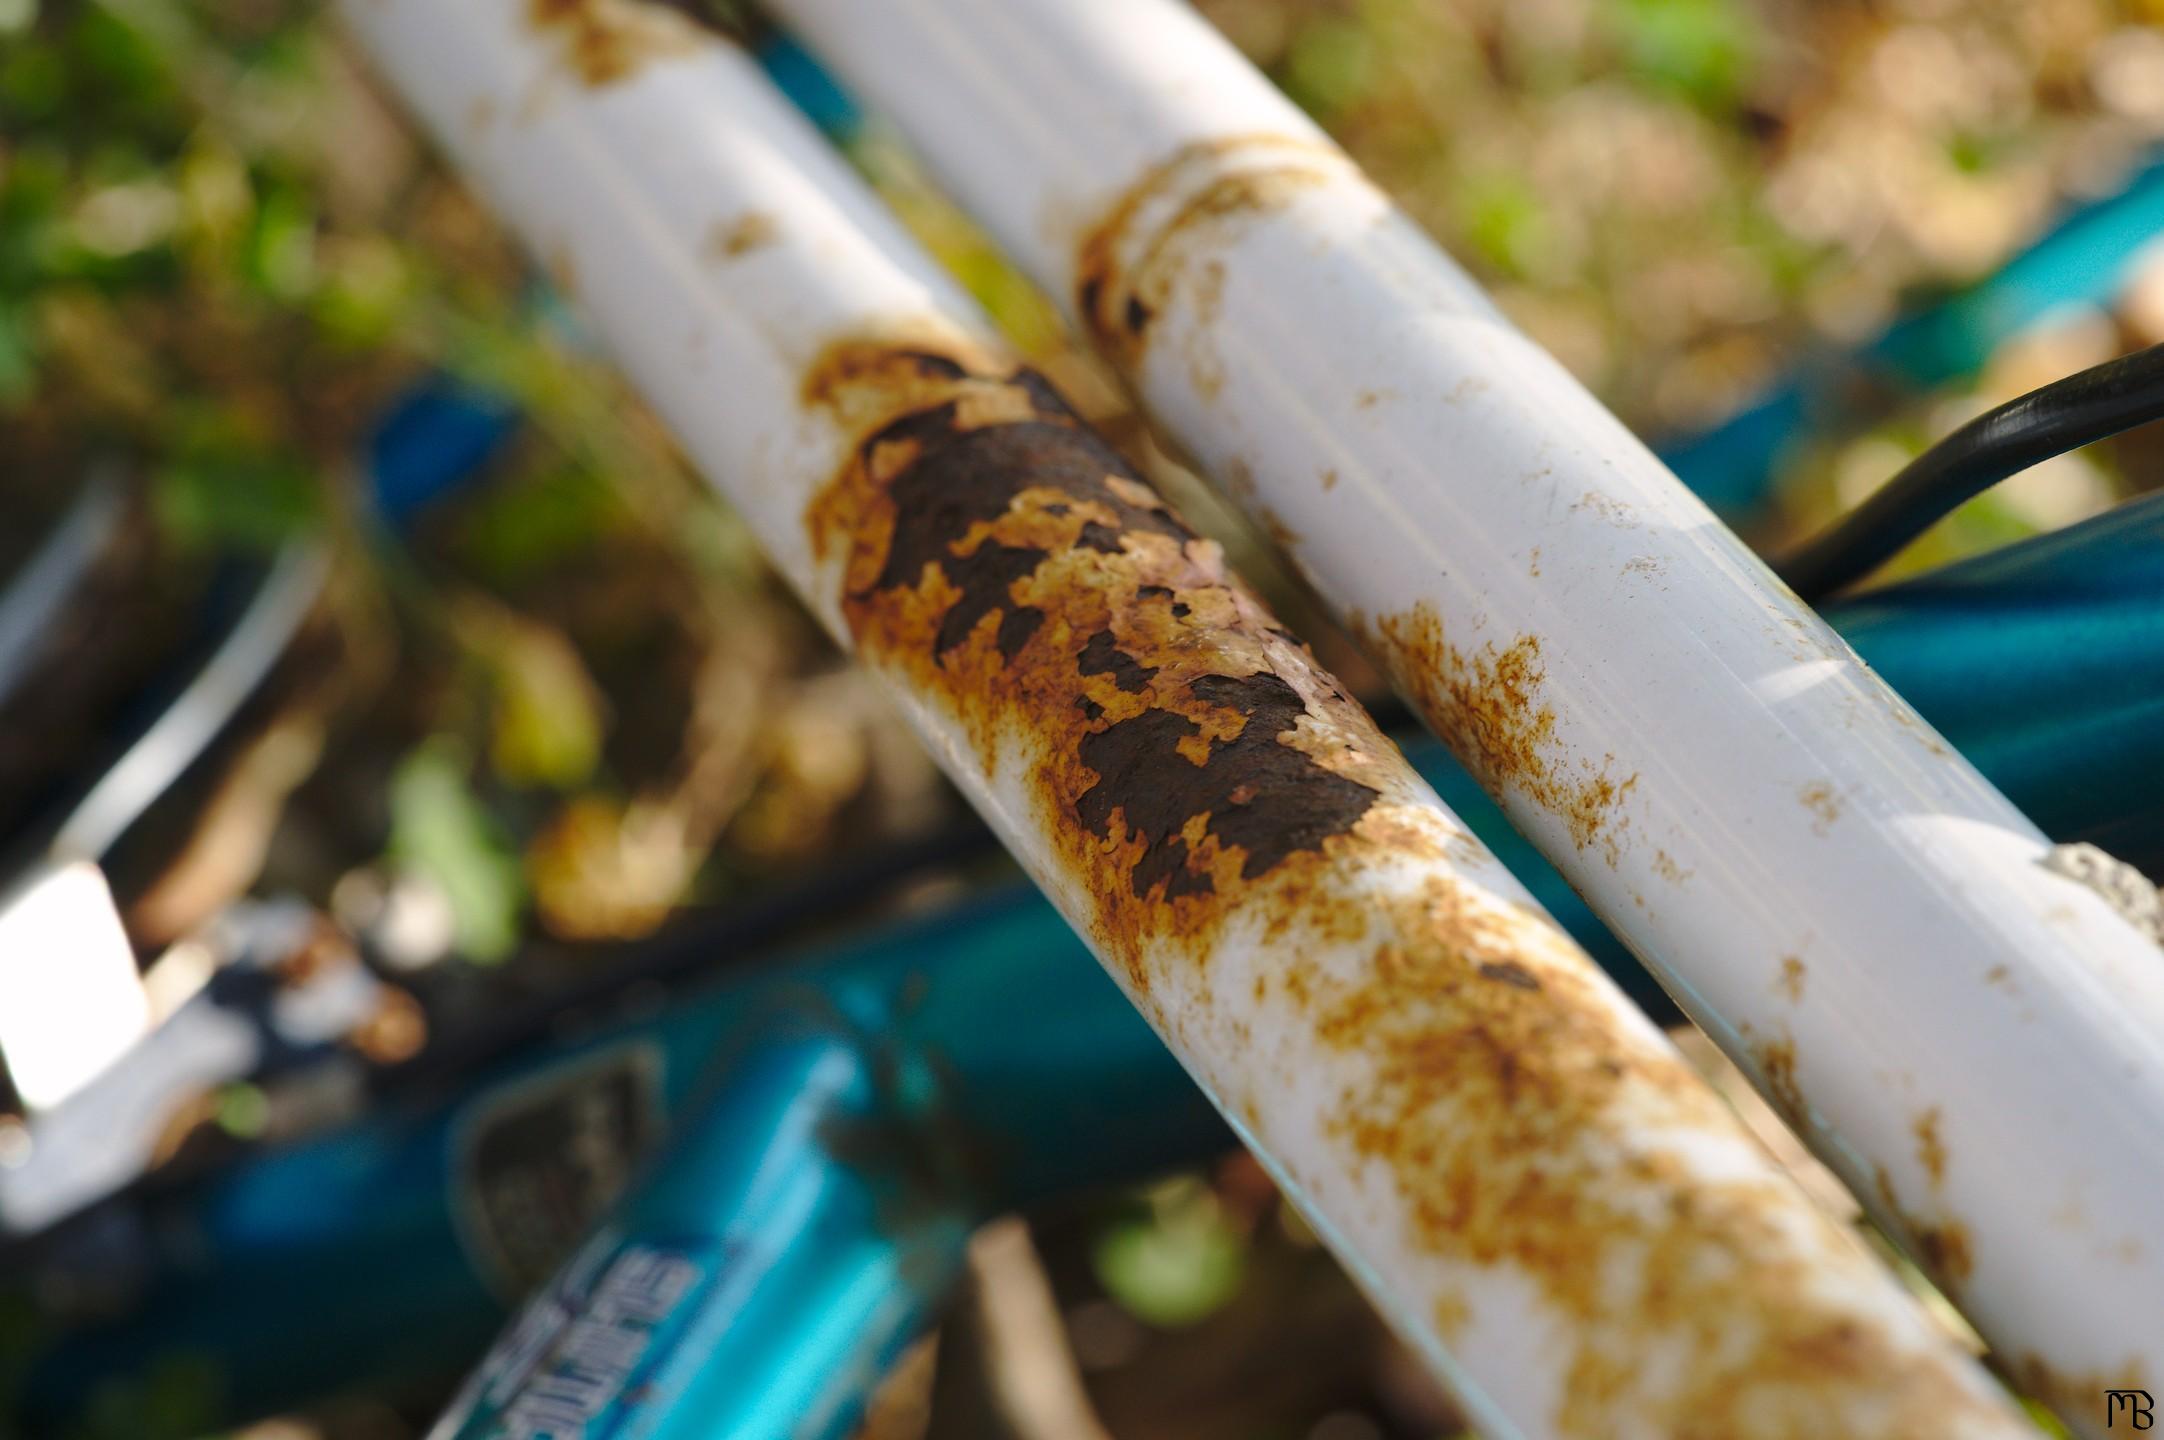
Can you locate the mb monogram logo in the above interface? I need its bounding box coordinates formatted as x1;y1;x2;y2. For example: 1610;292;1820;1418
2108;1389;2155;1430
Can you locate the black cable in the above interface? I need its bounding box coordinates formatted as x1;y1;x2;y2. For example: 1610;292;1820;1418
1776;342;2164;602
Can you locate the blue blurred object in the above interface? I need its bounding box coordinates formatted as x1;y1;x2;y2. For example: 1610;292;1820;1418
756;32;863;140
365;374;524;527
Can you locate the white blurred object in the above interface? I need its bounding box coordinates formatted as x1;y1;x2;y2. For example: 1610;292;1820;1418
0;861;150;1110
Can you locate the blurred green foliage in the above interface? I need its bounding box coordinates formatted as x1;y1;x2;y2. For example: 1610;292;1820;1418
386;739;524;963
1092;1178;1249;1329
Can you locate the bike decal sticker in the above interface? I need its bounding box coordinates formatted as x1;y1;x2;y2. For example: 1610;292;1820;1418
450;1043;664;1300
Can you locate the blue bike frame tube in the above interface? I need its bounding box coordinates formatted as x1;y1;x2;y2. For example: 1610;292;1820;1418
425;1012;973;1440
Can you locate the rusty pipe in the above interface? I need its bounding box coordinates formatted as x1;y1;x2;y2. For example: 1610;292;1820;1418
333;3;2037;1435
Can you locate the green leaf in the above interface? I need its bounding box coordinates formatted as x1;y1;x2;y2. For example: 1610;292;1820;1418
1091;1179;1247;1328
1455;170;1553;281
455;463;623;584
1609;0;1759;113
483;614;605;791
1280;16;1376;122
386;739;525;963
0;301;37;408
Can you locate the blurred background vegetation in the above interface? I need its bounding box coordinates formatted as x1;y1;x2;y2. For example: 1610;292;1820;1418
4;0;2164;1435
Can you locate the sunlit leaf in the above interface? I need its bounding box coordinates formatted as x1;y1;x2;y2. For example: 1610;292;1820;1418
1092;1179;1247;1328
386;739;524;963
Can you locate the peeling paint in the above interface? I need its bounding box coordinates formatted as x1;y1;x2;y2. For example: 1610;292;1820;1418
1074;133;1345;370
1310;877;2012;1438
1357;603;1638;864
803;338;1398;980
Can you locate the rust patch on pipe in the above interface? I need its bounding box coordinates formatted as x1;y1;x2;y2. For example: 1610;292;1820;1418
1869;1165;1976;1289
1301;876;2012;1437
1914;1107;1947;1188
1074;134;1344;371
1356;603;1638;864
1778;954;1807;1002
526;0;708;88
709;211;779;260
802;337;1391;981
1756;1034;1807;1126
1798;779;1844;833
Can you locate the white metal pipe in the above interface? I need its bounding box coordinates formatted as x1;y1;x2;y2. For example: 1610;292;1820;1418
336;4;2033;1436
762;1;2164;1428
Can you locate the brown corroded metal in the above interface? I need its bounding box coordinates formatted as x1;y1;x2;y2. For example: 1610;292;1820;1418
1354;603;1640;866
800;336;2027;1438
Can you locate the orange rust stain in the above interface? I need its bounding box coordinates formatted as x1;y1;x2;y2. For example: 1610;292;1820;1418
1798;780;1844;833
1914;1107;1948;1188
1320;467;1340;491
526;0;709;88
1074;133;1341;369
1652;848;1692;886
1872;1164;1976;1290
1756;1035;1807;1126
1778;954;1806;1002
709;211;779;260
1304;875;2006;1437
801;337;1398;985
1359;603;1638;864
1910;1219;1974;1285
